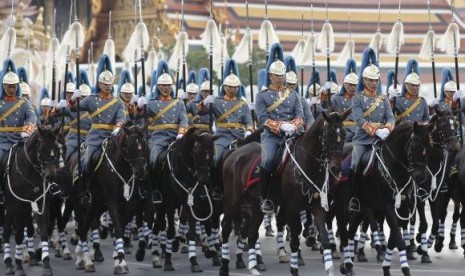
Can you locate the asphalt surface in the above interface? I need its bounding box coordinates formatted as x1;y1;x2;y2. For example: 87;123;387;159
1;202;464;276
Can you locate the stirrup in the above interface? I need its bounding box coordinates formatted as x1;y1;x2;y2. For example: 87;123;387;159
260;199;274;214
212;188;223;201
48;182;62;196
348;197;360;213
0;193;4;205
151;191;163;204
80;192;92;206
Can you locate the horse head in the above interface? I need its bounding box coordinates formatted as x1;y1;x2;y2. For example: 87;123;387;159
191;129;217;185
36;126;61;182
405;122;434;186
118;124;148;181
320;109;350;178
431;107;460;153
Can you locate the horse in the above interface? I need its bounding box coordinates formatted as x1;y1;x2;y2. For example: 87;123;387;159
75;124;148;274
340;121;434;276
1;126;61;276
152;127;217;272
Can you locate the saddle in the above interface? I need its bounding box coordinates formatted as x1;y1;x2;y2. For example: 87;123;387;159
244;138;293;190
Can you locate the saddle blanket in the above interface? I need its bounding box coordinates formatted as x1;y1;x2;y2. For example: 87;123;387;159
245;152;290;190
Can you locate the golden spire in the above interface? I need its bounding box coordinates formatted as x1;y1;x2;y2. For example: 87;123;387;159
13;2;27;49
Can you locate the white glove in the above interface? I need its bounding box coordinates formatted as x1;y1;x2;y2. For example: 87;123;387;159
21;132;30;139
280;123;296;135
388;87;400;101
137;96;148;108
203;95;215;105
323;82;332;93
244;130;252;138
180;91;187;100
56;99;67;109
453;89;463;101
130;95;139;104
176;133;184;140
248;103;255;111
71;89;81;101
375;128;390;140
112;127;121;136
307;96;319;107
429;98;439;107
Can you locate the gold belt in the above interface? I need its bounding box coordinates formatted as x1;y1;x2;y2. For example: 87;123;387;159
343;120;356;126
193;124;210;130
91;123;115;131
147;124;179;131
216;122;244;129
0;126;23;132
69;128;89;135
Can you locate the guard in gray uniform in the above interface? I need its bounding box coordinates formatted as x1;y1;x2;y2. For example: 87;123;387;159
391;59;429;124
184;70;201;127
348;47;395;212
330;58;358;142
285;56;314;129
186;68;211;131
136;60;188;204
306;70;325;119
430;67;463;113
117;69;137;122
255;43;304;213
198;58;253;200
69;54;127;205
56;70;92;160
0;59;37;204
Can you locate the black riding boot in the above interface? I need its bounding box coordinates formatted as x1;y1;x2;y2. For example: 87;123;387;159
259;167;273;214
150;171;163;204
348;169;360;213
80;169;92;206
211;167;223;201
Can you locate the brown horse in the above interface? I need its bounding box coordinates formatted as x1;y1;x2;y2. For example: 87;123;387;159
219;110;350;276
2;126;61;276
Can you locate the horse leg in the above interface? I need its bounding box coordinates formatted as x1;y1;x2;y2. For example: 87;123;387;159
381;226;397;276
186;214;203;273
207;212;222;266
54;198;72;261
264;213;274;237
150;208;164;269
246;215;262;276
14;216;26;276
326;208;340;260
37;206;54;276
313;207;334;276
90;219;104;262
163;207;176;272
135;199;148;262
234;226;247;269
287;208;302;276
25;220;39;266
449;199;460;250
434;192;451;252
275;207;289;263
174;207;188;253
3;207;14;275
219;212;233;276
384;204;411;276
416;200;432;263
340;211;363;276
76;204;96;272
106;202;129;275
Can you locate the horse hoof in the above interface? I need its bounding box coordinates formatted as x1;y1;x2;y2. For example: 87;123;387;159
205;250;214;259
357;253;367;262
407;250;417;260
191;264;203;273
383;266;391;276
5;265;15;275
181;244;188;254
298;257;305;266
15;269;26;276
63;253;72;261
212;255;221;266
331;250;341;260
434;239;444;253
93;254;104;263
290;267;298;276
55;250;63;258
113;266;124;275
75;259;85;270
136;249;145;262
401;267;411;276
70;236;79;246
340;263;347;275
279;255;289;263
265;228;274;237
29;258;39;266
376;253;384;263
85;264;95;273
421;254;432;263
219;266;229;276
235;259;246;269
43;268;53;276
122;265;129;274
249;268;261;276
152;256;162;268
449;241;458;250
163;263;175;271
327;266;335;276
99;227;109;240
257;263;267;271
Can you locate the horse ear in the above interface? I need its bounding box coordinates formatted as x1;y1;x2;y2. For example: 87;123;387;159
321;111;330;122
341;107;352;121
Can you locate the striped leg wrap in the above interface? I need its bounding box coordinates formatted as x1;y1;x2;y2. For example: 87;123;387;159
357;232;367;250
138;227;145;241
451;222;457;236
143;223;151;238
373;231;381;246
237;238;246;254
348;239;355;258
160;231;167;246
276;231;285;249
200;224;208;243
403;229;411;247
382;248;393;267
300;210;307;225
343;245;352;264
75;240;82;254
248;248;257;269
92;229;100;244
195;222;201;236
208;234;216;251
409;225;415;240
323;249;333;271
438;223;445;238
115;238;124;254
263;213;271;227
328;229;336;245
41;241;50;260
421;233;428;252
166;239;173;254
152;234;159;253
380;231;387;246
176;223;188;238
3;243;11;260
399;250;409;268
290;251;298;269
255;241;262;256
27;237;35;252
212;228;220;245
427;234;436;248
188;240;196;259
124;224;131;238
461;229;465;247
101;212;109;227
221;242;230;260
15;243;24;260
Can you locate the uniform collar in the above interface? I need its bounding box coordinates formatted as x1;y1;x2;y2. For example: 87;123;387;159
343;92;354;99
268;84;286;92
404;92;416;100
158;95;172;101
3;95;18;102
224;95;237;101
99;92;113;100
363;89;376;97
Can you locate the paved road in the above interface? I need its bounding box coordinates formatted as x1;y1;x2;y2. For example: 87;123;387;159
1;203;464;276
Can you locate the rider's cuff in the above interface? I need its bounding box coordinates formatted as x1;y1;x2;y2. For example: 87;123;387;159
362;122;378;136
290;117;303;129
384;123;394;132
265;119;282;134
22;123;35;134
197;102;206;111
178;127;187;135
115;122;124;128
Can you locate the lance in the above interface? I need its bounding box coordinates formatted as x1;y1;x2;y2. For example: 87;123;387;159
300;12;305;98
175;58;180;98
319;0;334;108
388;0;404;113
265;0;269;62
311;4;317;116
61;46;70;131
137;0;146;96
419;0;437;98
181;0;187;97
51;9;57;102
246;1;256;129
218;27;224;100
207;0;215;131
134;50;138;95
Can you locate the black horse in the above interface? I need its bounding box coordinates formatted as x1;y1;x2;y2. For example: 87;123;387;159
153;127;217;272
2;126;61;276
340;121;433;276
75;124;148;274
